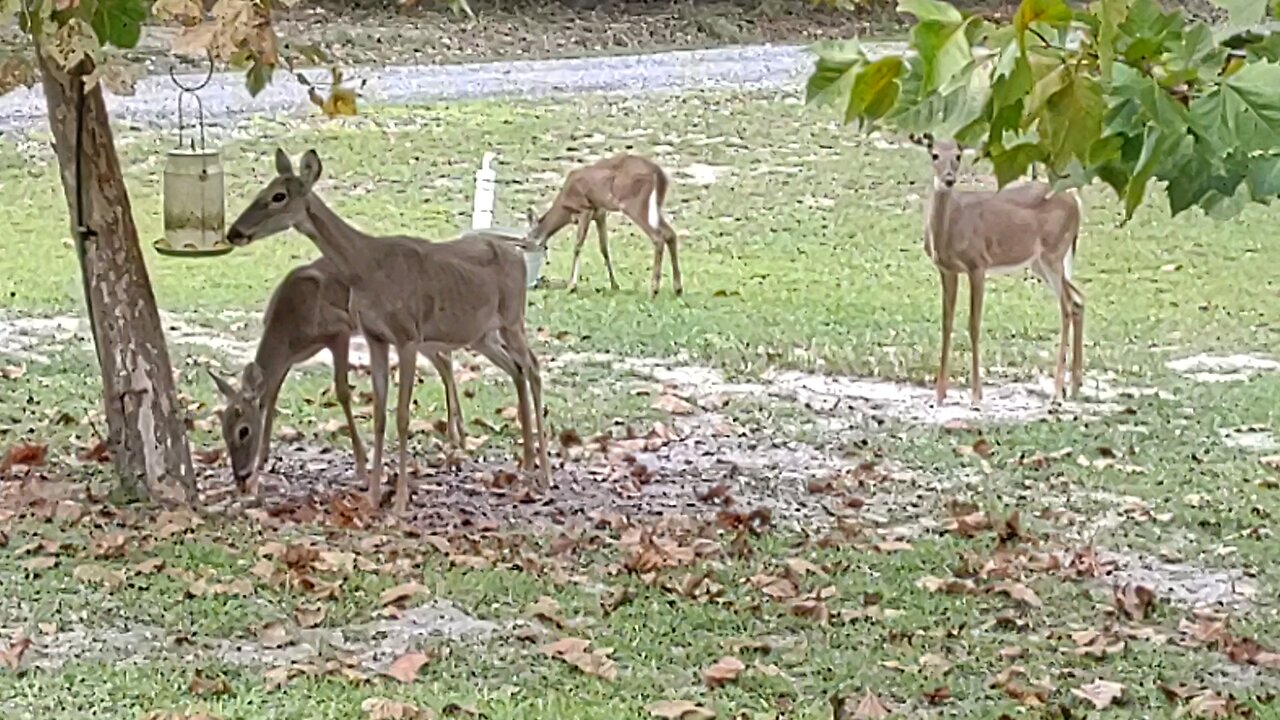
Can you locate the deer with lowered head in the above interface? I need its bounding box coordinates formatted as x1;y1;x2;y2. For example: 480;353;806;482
911;134;1085;407
226;148;550;513
207;257;467;494
525;153;681;298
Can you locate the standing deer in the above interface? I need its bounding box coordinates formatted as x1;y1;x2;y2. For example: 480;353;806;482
911;134;1085;406
207;257;466;493
525;153;682;298
227;149;550;513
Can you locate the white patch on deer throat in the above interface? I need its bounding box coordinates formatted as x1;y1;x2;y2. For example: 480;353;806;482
646;190;659;227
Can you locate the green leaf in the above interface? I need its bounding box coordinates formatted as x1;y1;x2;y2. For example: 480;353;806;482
911;17;975;93
990;142;1045;184
897;0;963;24
1014;0;1073;51
846;56;905;123
246;60;273;97
1123;127;1181;219
1095;0;1134;82
1038;68;1105;170
91;0;144;48
1190;60;1280;153
806;40;866;108
1246;153;1280;198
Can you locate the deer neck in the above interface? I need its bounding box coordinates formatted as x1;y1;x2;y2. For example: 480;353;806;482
925;185;959;261
537;203;575;241
295;194;378;285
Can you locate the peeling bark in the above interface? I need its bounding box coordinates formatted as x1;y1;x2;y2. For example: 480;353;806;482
37;52;196;504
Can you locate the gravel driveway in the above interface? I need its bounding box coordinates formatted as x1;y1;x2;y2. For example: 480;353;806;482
0;42;904;133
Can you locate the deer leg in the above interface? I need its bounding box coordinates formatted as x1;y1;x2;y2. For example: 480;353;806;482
366;339;390;508
393;341;418;515
1034;261;1069;405
470;332;533;472
967;271;986;408
426;350;464;448
253;365;288;476
331;335;368;483
936;270;958;405
567;211;593;293
594;211;619;291
1067;279;1085;397
662;221;682;297
503;325;550;489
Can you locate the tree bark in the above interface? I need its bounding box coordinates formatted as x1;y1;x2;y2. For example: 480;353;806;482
37;52;197;504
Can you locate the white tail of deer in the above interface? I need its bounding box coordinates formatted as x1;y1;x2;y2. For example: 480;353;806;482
525;153;681;298
911;134;1085;407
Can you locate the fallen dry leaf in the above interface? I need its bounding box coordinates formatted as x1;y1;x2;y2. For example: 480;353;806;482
873;540;913;553
380;581;430;607
991;582;1042;608
72;563;127;591
1072;679;1125;709
852;690;891;719
1;441;47;471
189;670;231;696
646;700;716;719
702;656;745;688
541;637;618;681
294;603;327;629
1113;582;1156;621
385;652;431;683
361;697;434;719
652;394;696;415
1;635;32;671
258;622;292;649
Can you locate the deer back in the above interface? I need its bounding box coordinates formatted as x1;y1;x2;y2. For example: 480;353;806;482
934;184;1080;273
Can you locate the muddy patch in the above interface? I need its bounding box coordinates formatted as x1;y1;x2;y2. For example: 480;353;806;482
555;352;1139;427
1167;353;1280;383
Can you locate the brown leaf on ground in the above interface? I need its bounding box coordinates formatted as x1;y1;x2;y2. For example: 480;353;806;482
991;582;1042;608
873;540;913;553
1113;582;1156;620
380;581;430;607
21;555;57;571
653;394;696;415
749;574;798;600
262;666;292;691
78;440;110;463
294;603;327;628
527;595;567;628
702;656;745;688
133;558;165;575
1071;679;1125;709
1;442;47;471
1184;690;1237;719
945;511;991;537
916;576;977;595
73;563;127;591
193;447;223;465
361;697;435;719
1;635;32;671
258;622;292;649
646;700;715;719
385;652;432;683
189;670;231;696
851;690;891;719
440;702;481;717
540;637;617;681
923;686;952;705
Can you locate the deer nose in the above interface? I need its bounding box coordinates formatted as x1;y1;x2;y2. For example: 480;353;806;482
226;226;247;245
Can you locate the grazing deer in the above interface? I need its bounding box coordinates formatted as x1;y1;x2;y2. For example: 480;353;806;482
227;149;550;513
525;153;681;298
207;257;465;493
911;134;1084;406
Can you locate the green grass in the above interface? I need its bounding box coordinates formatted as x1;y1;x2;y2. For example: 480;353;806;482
1;90;1279;718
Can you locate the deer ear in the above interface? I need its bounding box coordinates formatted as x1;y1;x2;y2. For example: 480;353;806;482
299;150;323;188
240;362;265;398
274;148;293;176
208;368;236;398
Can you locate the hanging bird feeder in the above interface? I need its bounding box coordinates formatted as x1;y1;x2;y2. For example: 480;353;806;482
153;60;230;259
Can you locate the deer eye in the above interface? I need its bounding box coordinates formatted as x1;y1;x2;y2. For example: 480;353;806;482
931;153;940;161
237;425;251;442
271;192;287;203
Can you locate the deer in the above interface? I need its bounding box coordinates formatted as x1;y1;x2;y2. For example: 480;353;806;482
226;148;550;514
207;257;466;494
524;153;681;298
910;134;1085;407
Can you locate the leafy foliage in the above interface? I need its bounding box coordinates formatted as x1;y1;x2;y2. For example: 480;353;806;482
807;0;1280;220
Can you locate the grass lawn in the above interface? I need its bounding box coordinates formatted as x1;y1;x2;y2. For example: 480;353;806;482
1;88;1279;719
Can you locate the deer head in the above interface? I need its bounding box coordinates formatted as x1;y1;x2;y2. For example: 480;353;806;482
227;148;324;246
915;136;963;190
208;362;266;489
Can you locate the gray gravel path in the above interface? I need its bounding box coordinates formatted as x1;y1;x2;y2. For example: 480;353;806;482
0;42;904;133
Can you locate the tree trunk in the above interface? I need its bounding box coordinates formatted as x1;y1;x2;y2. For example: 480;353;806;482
37;52;197;505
